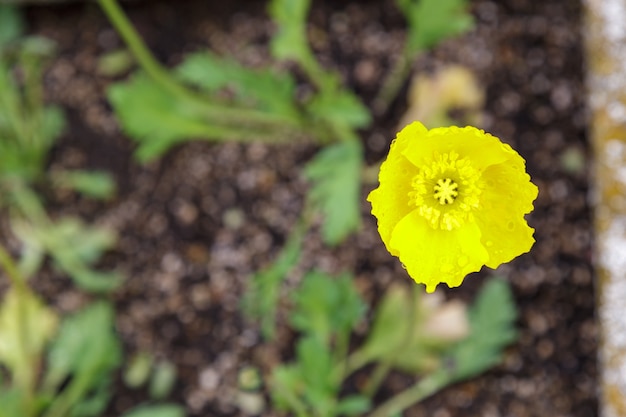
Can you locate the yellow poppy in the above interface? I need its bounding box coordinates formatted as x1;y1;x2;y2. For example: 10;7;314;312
367;122;538;292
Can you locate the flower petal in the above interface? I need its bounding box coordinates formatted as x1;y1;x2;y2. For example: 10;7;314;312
476;159;539;268
389;210;489;292
367;123;426;256
402;125;514;172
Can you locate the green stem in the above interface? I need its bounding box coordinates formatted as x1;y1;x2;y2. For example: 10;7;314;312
373;48;419;116
362;362;391;398
331;328;351;385
97;0;302;130
42;367;98;417
366;370;450;417
332;347;370;381
299;51;335;95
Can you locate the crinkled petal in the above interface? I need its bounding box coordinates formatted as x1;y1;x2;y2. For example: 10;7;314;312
367;123;426;256
389;210;489;292
476;160;539;268
402;125;515;171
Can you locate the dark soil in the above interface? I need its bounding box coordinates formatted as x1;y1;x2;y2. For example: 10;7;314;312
18;0;596;416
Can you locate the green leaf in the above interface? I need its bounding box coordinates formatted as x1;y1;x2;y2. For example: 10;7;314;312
45;302;121;384
108;73;221;161
0;5;25;49
149;361;177;400
268;0;311;62
176;51;299;119
307;91;371;130
443;277;518;380
242;223;303;340
0;287;58;386
335;395;371;416
398;0;473;53
51;218;117;266
304;140;363;245
360;285;413;363
120;404;185;417
124;352;154;389
69;376;115;417
51;170;116;200
19;35;56;58
39;105;66;147
97;49;135;77
13;216;123;292
0;388;27;417
271;365;305;413
291;271;365;345
43;302;121;417
296;336;337;416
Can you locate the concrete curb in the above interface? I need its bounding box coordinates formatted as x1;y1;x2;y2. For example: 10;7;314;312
584;0;626;415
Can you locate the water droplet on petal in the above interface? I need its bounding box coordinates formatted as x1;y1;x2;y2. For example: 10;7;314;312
486;240;494;247
458;256;468;267
507;221;515;231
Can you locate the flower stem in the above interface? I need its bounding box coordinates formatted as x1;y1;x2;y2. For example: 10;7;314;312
373;48;419;116
96;0;302;130
366;370;450;417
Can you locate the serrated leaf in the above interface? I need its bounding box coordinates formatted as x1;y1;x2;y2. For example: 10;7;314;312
176;51;299;119
290;271;365;345
305;140;363;245
271;336;342;417
268;0;311;62
108;73;293;161
108;73;223;161
271;365;304;413
242;224;303;340
120;404;185;417
25;216;123;292
296;336;336;416
443;277;518;380
0;287;58;384
307;91;371;130
398;0;473;53
52;217;116;266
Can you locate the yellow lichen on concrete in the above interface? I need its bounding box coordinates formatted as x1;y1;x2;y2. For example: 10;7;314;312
584;1;626;416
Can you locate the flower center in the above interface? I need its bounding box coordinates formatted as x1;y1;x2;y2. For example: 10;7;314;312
433;178;458;205
408;152;483;230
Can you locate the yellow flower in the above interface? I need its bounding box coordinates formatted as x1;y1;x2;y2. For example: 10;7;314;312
367;122;538;292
